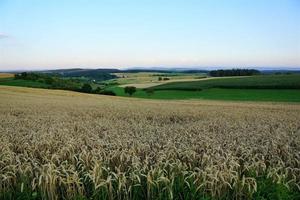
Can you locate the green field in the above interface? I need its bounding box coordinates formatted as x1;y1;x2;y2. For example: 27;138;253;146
108;74;300;102
0;77;103;89
107;72;206;85
150;74;300;90
104;74;298;102
109;87;300;102
2;74;300;102
0;78;50;88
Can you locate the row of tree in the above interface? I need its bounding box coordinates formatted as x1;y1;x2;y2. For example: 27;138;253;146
15;72;117;96
209;69;260;77
124;87;156;96
15;72;80;90
158;77;170;81
15;72;156;97
81;84;117;95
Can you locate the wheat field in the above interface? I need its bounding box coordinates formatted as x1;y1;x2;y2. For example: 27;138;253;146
0;73;14;78
0;86;299;199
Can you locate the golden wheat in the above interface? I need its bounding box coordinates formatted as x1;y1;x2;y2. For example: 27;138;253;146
0;73;14;79
0;86;299;199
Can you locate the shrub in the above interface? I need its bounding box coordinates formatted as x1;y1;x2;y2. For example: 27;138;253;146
99;90;116;96
124;86;136;96
81;83;93;93
209;69;260;77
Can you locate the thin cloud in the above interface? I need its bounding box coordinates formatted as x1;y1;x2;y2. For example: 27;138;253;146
0;33;9;39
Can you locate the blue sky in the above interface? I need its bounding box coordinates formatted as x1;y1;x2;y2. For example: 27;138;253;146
0;0;299;70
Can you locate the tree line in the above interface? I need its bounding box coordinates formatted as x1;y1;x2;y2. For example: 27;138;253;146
15;72;143;97
15;72;116;96
209;69;260;77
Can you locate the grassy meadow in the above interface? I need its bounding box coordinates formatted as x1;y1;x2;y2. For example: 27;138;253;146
107;72;206;86
0;85;300;199
109;87;300;102
150;74;300;90
1;73;300;102
0;77;51;88
104;74;300;102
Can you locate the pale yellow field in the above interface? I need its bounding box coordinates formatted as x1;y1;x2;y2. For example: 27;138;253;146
119;78;202;88
110;72;205;88
118;75;251;88
0;85;299;199
0;73;14;78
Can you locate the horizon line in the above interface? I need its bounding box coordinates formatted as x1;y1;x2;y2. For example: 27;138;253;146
1;66;300;73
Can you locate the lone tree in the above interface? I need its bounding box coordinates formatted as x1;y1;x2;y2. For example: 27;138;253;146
81;83;93;93
124;86;136;96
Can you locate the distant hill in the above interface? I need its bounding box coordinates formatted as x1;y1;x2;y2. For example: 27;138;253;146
41;68;120;81
4;68;300;82
43;68;120;74
261;70;300;74
39;68;209;80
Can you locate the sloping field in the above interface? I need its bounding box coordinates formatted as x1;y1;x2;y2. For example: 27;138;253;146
110;72;206;87
119;76;248;89
151;74;300;90
0;73;14;78
120;78;200;88
0;86;300;199
0;78;50;88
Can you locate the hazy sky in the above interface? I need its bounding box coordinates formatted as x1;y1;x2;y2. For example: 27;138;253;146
0;0;299;70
